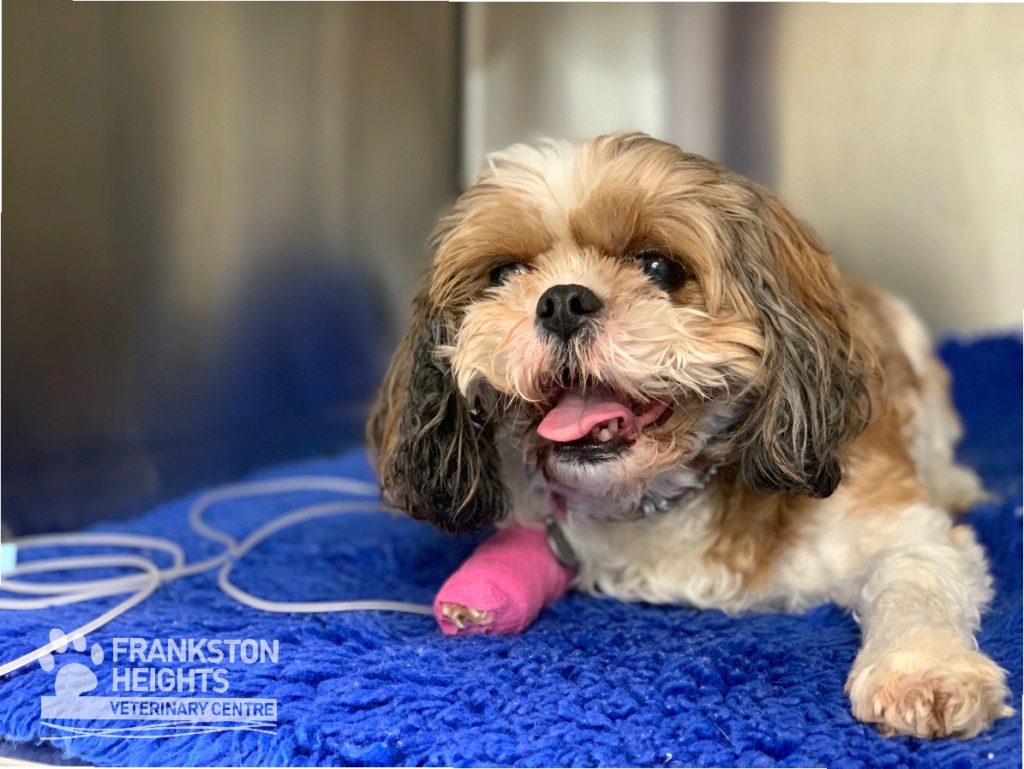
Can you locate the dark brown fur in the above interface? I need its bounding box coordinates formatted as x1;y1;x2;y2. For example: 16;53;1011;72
367;290;507;532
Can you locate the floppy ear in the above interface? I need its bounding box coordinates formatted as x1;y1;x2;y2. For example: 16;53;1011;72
367;286;507;533
730;193;872;498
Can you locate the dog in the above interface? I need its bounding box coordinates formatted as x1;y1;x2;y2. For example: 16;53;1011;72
367;132;1011;739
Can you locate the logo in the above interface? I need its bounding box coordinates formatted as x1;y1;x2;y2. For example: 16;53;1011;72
38;628;279;740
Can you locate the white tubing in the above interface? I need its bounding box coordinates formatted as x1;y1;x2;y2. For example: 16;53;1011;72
1;533;184;596
216;500;433;616
0;474;433;677
186;475;380;553
0;555;158;608
0;555;160;677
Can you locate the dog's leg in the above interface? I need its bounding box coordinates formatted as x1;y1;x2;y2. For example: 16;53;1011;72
845;520;1012;738
434;526;574;636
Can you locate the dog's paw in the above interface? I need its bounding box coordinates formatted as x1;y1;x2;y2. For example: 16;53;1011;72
439;602;493;632
847;639;1012;738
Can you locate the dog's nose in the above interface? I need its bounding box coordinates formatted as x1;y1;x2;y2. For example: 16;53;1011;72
535;284;603;342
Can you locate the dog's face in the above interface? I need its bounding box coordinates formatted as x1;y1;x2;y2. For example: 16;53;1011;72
370;133;870;531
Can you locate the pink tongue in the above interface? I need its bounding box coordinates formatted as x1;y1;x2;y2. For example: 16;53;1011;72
537;391;636;443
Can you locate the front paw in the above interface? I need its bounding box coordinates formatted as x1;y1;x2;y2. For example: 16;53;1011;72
439;602;493;632
847;637;1012;738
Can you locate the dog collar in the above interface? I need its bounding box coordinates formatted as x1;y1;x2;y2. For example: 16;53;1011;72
543;464;718;568
544;515;579;568
639;464;719;517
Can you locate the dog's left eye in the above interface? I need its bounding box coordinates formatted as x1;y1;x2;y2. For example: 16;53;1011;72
489;262;529;286
637;251;687;291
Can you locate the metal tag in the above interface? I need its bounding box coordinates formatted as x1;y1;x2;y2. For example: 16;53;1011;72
545;516;578;569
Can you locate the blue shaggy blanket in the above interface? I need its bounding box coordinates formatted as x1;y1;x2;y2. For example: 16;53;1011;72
0;336;1020;768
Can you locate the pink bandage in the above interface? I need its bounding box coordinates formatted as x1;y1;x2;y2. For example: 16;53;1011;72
434;526;575;636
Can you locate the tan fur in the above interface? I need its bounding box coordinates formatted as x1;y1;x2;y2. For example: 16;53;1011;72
702;285;928;586
369;132;1009;738
703;471;811;588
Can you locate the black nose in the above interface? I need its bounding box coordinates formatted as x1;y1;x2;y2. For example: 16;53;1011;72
535;284;603;342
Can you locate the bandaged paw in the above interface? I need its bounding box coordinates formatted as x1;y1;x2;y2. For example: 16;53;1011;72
434;526;575;636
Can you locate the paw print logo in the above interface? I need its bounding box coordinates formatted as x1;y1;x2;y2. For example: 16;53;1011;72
39;628;104;701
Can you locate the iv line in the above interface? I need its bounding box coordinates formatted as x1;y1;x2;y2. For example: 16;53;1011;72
0;475;434;678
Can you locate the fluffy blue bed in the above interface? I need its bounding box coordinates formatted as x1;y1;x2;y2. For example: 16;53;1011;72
1;336;1020;768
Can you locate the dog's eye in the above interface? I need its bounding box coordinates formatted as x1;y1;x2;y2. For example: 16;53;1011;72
637;251;687;291
489;262;529;287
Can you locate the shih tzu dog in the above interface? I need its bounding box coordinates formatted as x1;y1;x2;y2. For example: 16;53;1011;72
367;132;1011;739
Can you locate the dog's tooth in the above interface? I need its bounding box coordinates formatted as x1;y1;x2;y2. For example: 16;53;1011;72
607;419;619;436
598;427;612;442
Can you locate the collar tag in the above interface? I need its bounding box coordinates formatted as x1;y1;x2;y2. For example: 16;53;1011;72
639;464;719;518
545;516;578;568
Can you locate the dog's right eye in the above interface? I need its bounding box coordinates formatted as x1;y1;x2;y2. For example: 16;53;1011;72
489;262;529;286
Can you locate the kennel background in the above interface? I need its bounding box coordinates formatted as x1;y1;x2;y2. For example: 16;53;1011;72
4;1;1022;535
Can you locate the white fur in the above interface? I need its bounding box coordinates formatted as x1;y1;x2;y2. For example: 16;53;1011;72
876;289;986;511
450;137;1009;738
513;305;1009;739
487;140;581;241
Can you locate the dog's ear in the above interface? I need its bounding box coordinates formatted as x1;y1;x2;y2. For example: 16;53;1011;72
367;286;507;533
730;192;872;498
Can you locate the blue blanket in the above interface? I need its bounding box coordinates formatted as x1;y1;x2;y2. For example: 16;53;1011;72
1;336;1020;768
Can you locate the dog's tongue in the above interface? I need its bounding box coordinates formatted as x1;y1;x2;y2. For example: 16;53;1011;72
537;390;636;442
